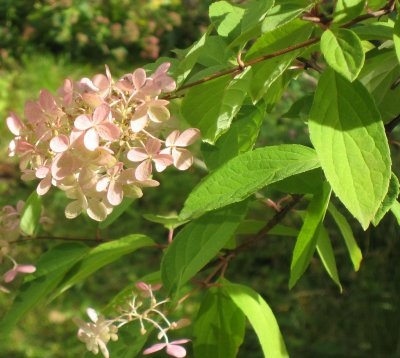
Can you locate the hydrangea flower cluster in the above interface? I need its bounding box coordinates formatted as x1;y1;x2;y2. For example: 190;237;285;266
74;282;190;358
0;201;49;293
6;63;200;221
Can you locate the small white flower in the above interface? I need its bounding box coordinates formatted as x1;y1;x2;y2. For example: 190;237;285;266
74;308;118;358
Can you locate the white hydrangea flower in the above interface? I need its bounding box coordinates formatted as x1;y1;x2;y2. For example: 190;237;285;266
74;308;118;358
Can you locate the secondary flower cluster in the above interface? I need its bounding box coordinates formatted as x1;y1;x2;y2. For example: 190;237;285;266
7;63;200;222
74;282;190;358
0;201;47;293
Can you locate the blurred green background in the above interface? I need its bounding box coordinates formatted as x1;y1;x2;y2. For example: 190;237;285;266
0;1;400;357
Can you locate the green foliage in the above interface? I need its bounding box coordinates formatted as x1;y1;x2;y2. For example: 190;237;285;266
320;28;365;81
309;69;391;230
20;191;42;236
193;286;245;357
333;0;365;24
223;280;289;358
161;202;247;292
180;145;320;219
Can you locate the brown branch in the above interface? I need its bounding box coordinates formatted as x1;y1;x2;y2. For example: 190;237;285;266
167;5;394;95
385;114;400;134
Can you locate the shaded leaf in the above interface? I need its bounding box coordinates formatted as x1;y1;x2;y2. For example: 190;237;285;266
372;173;399;226
20;191;42;236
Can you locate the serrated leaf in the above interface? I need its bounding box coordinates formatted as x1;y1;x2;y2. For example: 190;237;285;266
223;280;289;358
271;168;324;194
328;203;362;271
99;198;135;229
180;144;320;220
289;182;331;289
352;22;393;41
0;243;89;339
194;286;245;358
53;234;153;298
390;200;400;225
333;0;365;24
196;36;235;67
320;29;365;81
360;49;400;123
201;102;266;171
262;2;314;33
308;69;391;229
161;202;247;292
236;220;299;236
20;191;42;236
245;20;313;102
181;68;252;143
209;1;245;38
372;173;400;226
316;225;342;292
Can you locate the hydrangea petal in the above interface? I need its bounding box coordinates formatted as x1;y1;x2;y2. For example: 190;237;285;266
75;115;93;131
50;134;70;153
172;148;193;171
148;105;170;123
143;343;167;355
84;128;100;151
135;160;152;181
166;344;187;358
127;148;149;162
97;123;120;141
174;128;200;147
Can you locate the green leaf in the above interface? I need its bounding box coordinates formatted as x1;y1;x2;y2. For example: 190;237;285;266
209;1;245;38
19;191;42;236
196;36;235;67
201;102;266;171
328;203;362;271
352;22;393;41
53;234;153;297
98;198;135;229
282;94;314;120
223;281;289;358
245;20;313;102
394;15;400;63
333;0;365;24
308;69;391;229
181;67;252;144
390;200;400;225
142;214;189;230
180;144;320;220
320;28;365;81
241;0;274;32
0;243;89;339
161;202;247;292
262;2;314;33
372;173;400;226
289;182;331;289
174;30;208;86
360;49;400;123
316;225;342;292
194;286;245;358
271;168;324;194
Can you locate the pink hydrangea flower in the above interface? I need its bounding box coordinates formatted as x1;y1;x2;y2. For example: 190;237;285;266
161;129;200;170
143;339;190;358
74;104;120;151
127;138;172;180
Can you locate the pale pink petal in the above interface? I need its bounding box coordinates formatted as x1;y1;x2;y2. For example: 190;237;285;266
143;343;167;355
148;105;170;123
137;179;160;187
145;137;162;154
98;340;110;358
86;199;108;221
135;282;150;291
135;160;152;181
96;177;110;192
130;116;148;133
153;154;173;172
35;166;50;179
6;113;25;135
74;115;93;130
82;93;104;107
39;89;57;112
166;344;187;358
65;200;82;219
24;100;43;124
16;264;36;274
97;123;120;141
93;104;110;124
37;176;52;195
105;64;112;82
165;130;180;147
127;148;149;162
84;128;100;151
132;68;147;89
93;74;109;90
172;148;193;171
107;180;123;206
51;152;75;180
50;134;70;152
79;77;99;92
175;128;200;147
3;269;17;283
